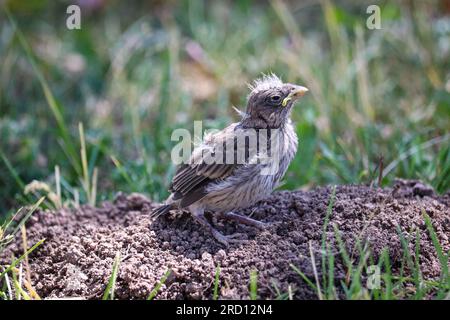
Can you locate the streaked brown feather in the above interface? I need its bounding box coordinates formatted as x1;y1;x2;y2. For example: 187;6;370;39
168;123;242;207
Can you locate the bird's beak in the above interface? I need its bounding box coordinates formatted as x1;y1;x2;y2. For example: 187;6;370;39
290;85;309;99
282;85;309;107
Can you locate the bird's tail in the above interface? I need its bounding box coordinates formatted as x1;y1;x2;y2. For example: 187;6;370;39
151;204;174;220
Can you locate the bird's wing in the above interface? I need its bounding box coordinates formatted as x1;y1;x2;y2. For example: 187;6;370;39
169;123;246;208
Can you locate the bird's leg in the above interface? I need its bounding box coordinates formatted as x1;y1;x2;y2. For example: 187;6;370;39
190;207;244;247
219;211;267;230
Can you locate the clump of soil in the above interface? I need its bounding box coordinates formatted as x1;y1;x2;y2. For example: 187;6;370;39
1;179;449;299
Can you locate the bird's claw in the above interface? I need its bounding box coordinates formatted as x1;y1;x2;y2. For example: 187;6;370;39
212;231;248;247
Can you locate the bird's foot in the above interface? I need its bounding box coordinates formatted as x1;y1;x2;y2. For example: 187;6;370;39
210;229;247;248
192;210;247;247
219;211;268;230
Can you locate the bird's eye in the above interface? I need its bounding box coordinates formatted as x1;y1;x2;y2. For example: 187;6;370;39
271;95;281;102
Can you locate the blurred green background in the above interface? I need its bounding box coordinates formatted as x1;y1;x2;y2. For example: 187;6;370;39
0;0;449;215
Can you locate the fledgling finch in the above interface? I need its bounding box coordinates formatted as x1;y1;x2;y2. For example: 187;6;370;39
153;74;308;246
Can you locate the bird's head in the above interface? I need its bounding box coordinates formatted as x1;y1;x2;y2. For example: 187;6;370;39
243;74;308;128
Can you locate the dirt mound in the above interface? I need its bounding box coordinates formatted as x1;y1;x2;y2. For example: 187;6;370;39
1;180;449;299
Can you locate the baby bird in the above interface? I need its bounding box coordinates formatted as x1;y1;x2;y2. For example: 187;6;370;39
153;74;308;246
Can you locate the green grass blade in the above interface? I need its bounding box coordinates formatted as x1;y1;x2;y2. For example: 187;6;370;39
102;252;121;300
290;263;317;292
348;244;370;299
0;239;45;279
396;224;425;297
333;223;353;285
213;264;221;300
249;269;258;300
423;212;449;293
9;197;45;239
11;266;31;300
326;244;335;299
147;269;171;300
110;155;134;188
380;248;393;300
79;123;91;202
396;225;415;272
